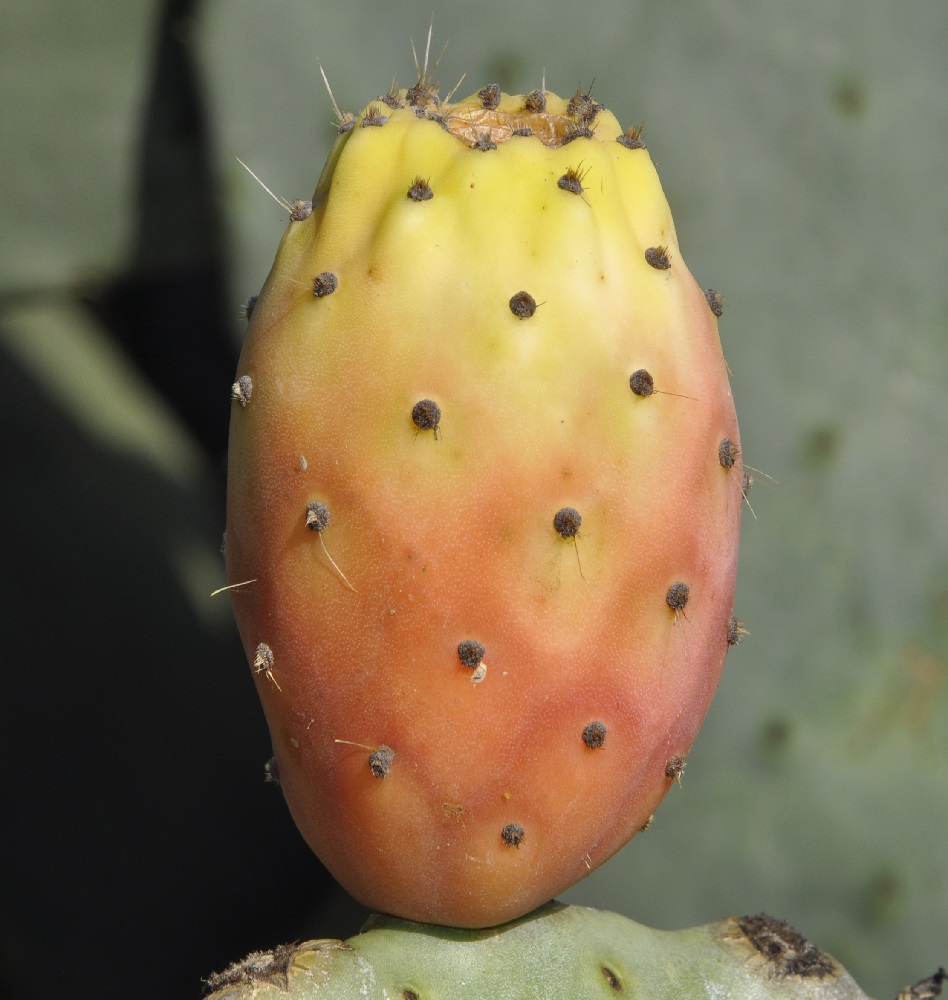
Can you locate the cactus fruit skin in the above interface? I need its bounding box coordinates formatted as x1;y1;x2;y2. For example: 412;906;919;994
225;83;743;926
205;902;880;1000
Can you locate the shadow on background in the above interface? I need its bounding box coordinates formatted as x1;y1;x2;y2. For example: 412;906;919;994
0;1;368;997
4;0;947;997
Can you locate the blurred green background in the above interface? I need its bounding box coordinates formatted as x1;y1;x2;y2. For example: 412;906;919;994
2;1;945;998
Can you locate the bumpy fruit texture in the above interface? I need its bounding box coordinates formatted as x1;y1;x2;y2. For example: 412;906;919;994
226;80;743;926
206;902;883;1000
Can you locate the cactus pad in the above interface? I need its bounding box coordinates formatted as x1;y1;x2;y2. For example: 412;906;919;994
205;902;884;1000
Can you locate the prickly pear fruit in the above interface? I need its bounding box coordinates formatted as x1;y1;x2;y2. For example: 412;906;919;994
206;902;892;1000
225;74;744;926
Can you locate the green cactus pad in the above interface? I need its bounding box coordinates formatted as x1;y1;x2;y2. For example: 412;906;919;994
205;902;879;1000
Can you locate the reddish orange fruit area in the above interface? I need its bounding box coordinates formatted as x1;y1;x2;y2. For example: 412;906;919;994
225;84;743;927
